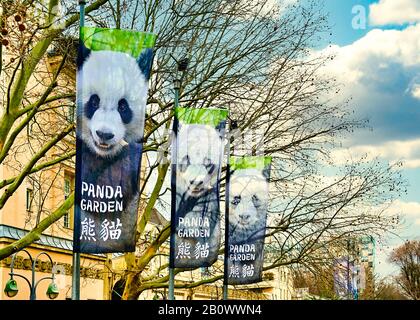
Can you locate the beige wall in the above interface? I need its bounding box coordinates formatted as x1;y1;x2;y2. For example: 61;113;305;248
0;49;75;238
0;155;75;239
0;267;104;300
0;243;105;300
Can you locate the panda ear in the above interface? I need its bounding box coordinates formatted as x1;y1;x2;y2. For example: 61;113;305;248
77;41;91;70
215;120;226;140
228;168;235;178
137;48;154;80
262;166;270;181
174;121;182;137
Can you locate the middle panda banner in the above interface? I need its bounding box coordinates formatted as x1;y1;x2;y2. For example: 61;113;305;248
225;156;272;285
170;107;228;268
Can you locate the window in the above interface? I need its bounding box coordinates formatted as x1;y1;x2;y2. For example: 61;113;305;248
63;172;74;229
26;188;34;212
63;212;70;228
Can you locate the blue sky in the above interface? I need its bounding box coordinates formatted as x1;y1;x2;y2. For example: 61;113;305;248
324;0;374;45
322;0;409;46
145;0;420;281
319;0;420;278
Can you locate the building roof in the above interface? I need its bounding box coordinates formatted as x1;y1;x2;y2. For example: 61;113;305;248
0;224;103;257
0;209;168;258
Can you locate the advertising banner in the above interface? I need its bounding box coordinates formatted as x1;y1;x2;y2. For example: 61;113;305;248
73;27;156;253
225;156;271;285
334;257;358;299
170;107;228;268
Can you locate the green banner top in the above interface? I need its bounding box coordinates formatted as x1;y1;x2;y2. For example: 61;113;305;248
175;107;228;127
81;27;157;58
230;156;272;170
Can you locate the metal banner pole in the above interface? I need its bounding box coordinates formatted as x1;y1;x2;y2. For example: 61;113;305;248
223;158;230;300
71;0;86;301
168;57;188;301
168;79;180;301
223;120;235;300
168;268;175;300
71;252;80;300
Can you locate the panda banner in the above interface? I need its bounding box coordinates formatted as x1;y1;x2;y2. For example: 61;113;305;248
334;257;357;299
225;156;271;285
170;107;228;268
73;27;156;253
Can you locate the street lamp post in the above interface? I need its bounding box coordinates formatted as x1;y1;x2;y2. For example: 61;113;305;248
168;55;189;301
4;249;59;300
71;0;87;301
223;119;237;301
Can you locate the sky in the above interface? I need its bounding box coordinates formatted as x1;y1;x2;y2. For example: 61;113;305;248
319;0;420;278
143;0;420;280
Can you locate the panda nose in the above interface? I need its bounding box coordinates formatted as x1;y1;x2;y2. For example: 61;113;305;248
239;213;250;221
96;130;114;141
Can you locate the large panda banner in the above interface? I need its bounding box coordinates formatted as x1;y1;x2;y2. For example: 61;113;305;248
73;27;156;253
225;156;271;285
170;107;228;268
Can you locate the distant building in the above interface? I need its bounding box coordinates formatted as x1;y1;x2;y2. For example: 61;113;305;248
358;235;375;270
355;235;375;295
333;236;376;299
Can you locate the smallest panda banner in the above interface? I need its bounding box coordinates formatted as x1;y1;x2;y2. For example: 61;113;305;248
73;27;156;253
225;156;271;285
334;257;358;299
170;107;228;268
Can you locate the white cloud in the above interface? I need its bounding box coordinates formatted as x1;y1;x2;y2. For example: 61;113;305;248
320;24;420;83
329;138;420;169
388;199;420;217
313;24;420;146
411;83;420;99
370;0;420;26
402;159;420;169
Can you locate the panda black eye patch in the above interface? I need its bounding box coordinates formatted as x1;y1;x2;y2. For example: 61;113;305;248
118;98;133;124
85;94;100;119
179;155;190;172
252;194;261;208
231;195;241;206
204;157;215;174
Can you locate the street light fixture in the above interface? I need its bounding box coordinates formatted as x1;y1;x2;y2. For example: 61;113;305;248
177;58;189;72
46;282;60;300
172;56;189;104
4;249;59;300
170;54;189;90
4;279;18;298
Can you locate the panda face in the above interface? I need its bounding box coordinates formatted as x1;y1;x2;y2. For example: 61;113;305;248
83;93;130;156
176;124;223;198
77;50;148;158
229;169;268;241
